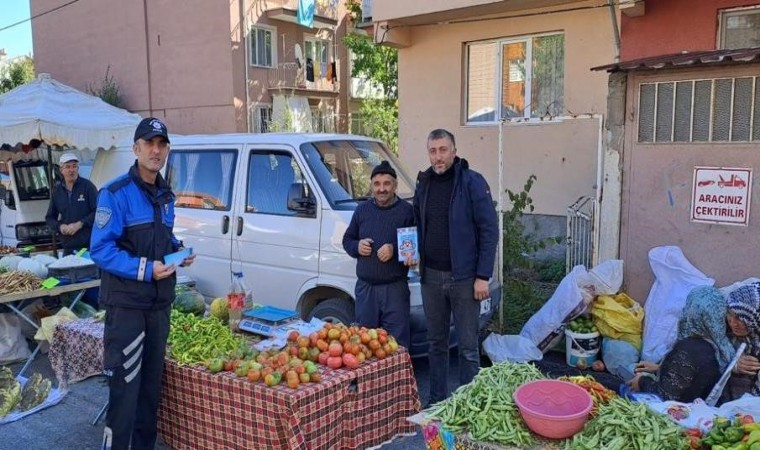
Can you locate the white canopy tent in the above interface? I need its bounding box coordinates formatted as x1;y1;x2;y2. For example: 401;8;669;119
0;73;142;164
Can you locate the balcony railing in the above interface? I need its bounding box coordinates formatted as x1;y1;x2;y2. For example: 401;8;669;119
267;62;339;94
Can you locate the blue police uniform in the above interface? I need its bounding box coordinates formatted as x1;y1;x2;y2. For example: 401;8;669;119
91;161;181;450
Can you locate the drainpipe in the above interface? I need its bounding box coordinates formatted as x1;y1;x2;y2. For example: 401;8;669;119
607;0;621;62
143;0;154;115
240;0;251;132
497;119;505;329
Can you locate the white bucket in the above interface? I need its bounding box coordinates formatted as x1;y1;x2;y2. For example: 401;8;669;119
565;329;600;369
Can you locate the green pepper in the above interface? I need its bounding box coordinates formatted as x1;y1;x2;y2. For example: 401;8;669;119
749;430;760;446
725;427;746;443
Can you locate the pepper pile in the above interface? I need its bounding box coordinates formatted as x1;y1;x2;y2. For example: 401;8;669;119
558;375;616;416
699;415;760;450
167;310;247;365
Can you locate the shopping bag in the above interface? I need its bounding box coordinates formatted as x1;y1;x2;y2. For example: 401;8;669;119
591;293;644;350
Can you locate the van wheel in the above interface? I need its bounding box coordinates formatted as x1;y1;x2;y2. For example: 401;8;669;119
307;298;354;325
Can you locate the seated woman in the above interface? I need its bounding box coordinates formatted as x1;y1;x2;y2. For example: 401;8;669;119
721;282;760;402
627;286;735;402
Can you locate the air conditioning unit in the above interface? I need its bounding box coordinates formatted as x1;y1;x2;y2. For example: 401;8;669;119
619;0;645;17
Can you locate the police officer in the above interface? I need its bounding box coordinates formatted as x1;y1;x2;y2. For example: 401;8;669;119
45;152;98;255
91;117;194;450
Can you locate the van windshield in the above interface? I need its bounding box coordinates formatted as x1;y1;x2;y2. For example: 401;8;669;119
300;140;414;209
13;160;50;201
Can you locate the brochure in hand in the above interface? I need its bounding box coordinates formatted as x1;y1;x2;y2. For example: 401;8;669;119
396;227;418;262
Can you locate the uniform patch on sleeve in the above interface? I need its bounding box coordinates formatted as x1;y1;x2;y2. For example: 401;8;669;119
95;207;112;228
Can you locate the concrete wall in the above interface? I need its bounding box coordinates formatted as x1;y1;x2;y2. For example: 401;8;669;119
394;5;614;216
31;0;237;134
620;65;760;303
620;0;756;60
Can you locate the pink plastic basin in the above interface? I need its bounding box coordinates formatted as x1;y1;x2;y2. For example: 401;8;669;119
513;379;593;439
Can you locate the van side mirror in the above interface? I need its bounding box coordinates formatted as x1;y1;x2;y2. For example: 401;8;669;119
287;183;315;214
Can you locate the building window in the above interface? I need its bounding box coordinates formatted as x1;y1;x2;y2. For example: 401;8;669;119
252;105;273;133
250;26;275;67
637;76;760;143
304;37;331;75
465;33;564;123
719;7;760;49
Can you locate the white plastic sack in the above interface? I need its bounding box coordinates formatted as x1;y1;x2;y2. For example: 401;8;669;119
646;394;760;433
586;259;624;295
0;313;31;363
520;265;589;349
482;333;543;363
641;246;714;363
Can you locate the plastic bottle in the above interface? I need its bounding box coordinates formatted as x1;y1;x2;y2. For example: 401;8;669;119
227;272;245;331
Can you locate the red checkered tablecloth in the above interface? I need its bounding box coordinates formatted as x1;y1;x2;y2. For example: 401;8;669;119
47;318;421;448
48;318;105;388
157;351;421;450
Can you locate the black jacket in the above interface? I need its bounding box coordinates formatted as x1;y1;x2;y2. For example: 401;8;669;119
45;176;98;250
413;157;499;281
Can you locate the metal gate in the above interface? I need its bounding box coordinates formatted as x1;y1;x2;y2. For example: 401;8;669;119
566;196;596;272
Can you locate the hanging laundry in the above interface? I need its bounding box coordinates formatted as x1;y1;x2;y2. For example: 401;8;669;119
315;60;322;79
297;0;315;28
306;58;315;82
326;62;334;82
330;61;337;82
320;63;328;79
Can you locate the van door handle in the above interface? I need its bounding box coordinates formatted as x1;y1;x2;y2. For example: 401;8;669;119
222;215;230;234
236;216;244;236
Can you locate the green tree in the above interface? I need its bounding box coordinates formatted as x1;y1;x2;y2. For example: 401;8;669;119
0;56;35;94
87;65;122;108
343;32;399;153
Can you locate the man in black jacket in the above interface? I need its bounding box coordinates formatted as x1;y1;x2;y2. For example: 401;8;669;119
414;129;498;404
45;152;98;255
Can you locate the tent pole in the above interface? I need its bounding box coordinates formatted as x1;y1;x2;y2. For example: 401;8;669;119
47;145;58;256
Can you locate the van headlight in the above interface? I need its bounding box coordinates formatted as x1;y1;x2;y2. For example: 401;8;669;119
16;223;52;241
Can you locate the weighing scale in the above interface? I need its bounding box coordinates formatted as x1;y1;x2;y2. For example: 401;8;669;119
238;306;298;336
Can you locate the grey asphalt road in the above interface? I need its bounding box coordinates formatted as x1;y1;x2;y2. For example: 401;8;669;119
1;349;453;450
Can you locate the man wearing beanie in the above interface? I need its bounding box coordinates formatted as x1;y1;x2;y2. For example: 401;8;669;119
91;117;195;450
342;160;415;348
414;129;498;405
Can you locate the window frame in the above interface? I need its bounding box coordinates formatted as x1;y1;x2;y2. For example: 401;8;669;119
166;149;238;211
304;34;332;67
718;5;760;50
464;31;565;125
251;103;273;133
249;24;277;68
244;150;315;217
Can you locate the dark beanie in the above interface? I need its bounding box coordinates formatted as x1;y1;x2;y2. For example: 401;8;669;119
371;160;396;179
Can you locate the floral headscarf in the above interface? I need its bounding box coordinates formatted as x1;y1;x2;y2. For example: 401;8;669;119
678;286;737;371
727;282;760;359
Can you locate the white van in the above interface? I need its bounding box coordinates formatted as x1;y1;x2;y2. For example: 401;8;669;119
99;133;503;355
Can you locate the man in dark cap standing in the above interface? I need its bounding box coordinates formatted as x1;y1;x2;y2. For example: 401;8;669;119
91;117;194;450
342;161;415;348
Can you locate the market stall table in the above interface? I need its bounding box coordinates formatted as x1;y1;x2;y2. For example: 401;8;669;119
0;279;100;378
46;318;422;449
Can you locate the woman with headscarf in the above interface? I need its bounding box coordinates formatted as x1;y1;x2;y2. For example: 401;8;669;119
721;282;760;401
627;286;735;402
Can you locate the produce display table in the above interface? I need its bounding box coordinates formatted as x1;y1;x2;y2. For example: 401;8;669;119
48;317;105;388
0;279;100;378
157;351;421;450
46;318;421;449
